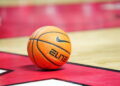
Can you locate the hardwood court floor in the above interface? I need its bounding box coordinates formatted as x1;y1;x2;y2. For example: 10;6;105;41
0;28;120;70
0;0;109;6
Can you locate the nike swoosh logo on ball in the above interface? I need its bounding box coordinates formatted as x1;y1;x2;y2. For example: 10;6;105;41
56;36;70;43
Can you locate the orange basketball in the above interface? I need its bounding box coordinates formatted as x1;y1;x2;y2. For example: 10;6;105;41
27;26;71;70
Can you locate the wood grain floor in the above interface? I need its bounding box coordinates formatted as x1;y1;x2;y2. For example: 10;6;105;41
0;0;113;6
0;28;120;70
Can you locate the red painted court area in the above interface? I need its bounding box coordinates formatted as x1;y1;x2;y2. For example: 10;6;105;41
0;53;120;86
0;1;120;38
0;1;120;86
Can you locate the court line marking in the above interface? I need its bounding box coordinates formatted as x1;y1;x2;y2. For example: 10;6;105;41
5;78;88;86
0;52;120;72
0;68;13;76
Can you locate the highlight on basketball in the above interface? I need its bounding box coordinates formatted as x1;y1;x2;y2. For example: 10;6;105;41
0;0;120;86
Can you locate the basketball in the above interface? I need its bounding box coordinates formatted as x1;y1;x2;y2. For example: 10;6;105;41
27;26;71;70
